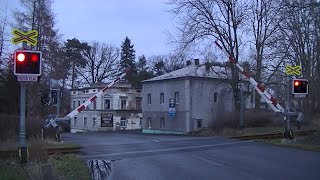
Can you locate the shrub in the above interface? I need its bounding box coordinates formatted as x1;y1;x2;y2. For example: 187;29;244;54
209;110;275;131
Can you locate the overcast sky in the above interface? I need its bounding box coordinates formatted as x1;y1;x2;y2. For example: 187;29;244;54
1;0;177;58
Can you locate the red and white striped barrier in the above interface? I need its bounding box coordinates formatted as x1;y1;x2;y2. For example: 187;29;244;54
66;72;127;118
215;41;285;113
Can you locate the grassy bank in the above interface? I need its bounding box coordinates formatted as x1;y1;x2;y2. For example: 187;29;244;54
0;154;90;180
192;126;315;137
261;139;320;152
49;154;91;180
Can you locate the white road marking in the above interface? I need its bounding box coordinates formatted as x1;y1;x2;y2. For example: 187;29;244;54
153;140;160;143
79;140;254;158
192;155;222;167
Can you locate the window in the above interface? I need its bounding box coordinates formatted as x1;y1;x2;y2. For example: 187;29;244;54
160;93;164;104
147;94;151;104
72;100;76;109
120;117;126;127
93;89;96;92
148;117;152;128
84;116;87;127
93;99;96;109
78;100;81;106
74;117;77;126
197;119;202;128
214;92;218;102
136;98;142;110
93;116;96;127
160;117;165;128
121;99;127;110
139;117;142;126
174;92;179;104
104;99;111;109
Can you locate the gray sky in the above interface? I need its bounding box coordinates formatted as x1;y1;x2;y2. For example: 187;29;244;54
1;0;177;58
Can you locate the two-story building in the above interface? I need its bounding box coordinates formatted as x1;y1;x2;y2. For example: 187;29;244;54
141;59;255;134
70;81;142;133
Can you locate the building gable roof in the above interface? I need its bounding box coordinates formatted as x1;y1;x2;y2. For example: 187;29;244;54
143;64;231;82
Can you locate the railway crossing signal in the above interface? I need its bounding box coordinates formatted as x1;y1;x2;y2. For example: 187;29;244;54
12;29;38;46
292;79;308;95
14;50;42;76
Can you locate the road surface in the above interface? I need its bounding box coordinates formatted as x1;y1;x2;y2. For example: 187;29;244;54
62;133;320;180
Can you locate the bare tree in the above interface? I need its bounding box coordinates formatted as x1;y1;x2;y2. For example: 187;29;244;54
149;53;186;75
0;1;9;62
247;0;286;108
77;42;120;86
277;0;320;119
168;0;249;110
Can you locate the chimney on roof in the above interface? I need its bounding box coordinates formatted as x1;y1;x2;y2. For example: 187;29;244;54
194;59;200;66
186;60;191;66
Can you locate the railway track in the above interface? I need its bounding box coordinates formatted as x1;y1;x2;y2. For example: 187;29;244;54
0;146;82;158
231;129;317;140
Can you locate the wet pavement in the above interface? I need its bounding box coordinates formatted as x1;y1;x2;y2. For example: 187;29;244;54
62;133;320;180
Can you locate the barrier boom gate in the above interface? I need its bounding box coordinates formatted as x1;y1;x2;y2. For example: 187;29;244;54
44;71;127;128
214;40;285;113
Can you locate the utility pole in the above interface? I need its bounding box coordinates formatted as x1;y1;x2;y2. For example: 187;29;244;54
286;76;292;131
19;41;28;163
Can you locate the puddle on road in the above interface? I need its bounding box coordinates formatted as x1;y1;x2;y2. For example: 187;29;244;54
87;159;118;180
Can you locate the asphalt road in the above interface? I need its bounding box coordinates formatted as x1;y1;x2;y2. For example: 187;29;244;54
62;133;320;180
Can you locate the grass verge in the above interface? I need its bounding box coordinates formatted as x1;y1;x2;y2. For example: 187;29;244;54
0;164;28;180
192;126;315;137
0;154;90;180
49;154;91;180
260;139;320;152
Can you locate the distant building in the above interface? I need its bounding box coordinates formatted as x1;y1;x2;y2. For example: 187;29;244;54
141;59;255;134
70;81;142;133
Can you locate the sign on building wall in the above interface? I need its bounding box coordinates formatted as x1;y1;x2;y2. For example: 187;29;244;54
169;98;176;118
101;113;113;127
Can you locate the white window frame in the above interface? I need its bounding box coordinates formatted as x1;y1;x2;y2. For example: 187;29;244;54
136;98;142;110
120;118;126;127
92;116;96;127
93;99;96;109
139;117;142;126
121;99;127;110
104;98;111;109
72;100;76;109
74;116;77;127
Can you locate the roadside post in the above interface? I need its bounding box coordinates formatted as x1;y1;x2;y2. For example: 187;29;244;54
12;28;41;163
169;98;176;133
284;65;308;139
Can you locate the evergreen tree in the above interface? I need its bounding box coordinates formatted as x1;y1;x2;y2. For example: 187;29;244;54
120;37;137;86
135;55;154;87
120;36;136;71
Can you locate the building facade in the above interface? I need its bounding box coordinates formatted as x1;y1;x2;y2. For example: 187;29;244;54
141;60;254;134
70;81;142;133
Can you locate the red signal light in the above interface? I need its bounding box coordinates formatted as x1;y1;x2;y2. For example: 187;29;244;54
17;53;26;62
31;54;38;62
294;80;300;87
